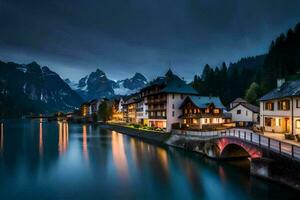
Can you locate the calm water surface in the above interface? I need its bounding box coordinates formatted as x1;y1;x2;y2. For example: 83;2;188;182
0;119;299;200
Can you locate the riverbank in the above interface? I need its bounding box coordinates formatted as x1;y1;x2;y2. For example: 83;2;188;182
104;123;300;191
103;123;171;143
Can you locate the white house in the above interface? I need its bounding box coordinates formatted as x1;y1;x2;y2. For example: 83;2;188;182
228;98;259;126
136;97;148;125
259;79;300;135
140;69;199;132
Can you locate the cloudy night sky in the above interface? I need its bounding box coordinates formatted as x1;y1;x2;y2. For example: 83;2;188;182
0;0;300;81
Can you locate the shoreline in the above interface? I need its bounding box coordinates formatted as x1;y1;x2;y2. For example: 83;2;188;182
103;123;300;191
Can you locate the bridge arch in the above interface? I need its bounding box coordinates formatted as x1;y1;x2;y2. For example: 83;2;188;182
216;138;262;159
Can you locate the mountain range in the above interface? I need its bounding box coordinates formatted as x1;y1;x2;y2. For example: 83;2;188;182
65;69;148;100
0;61;83;117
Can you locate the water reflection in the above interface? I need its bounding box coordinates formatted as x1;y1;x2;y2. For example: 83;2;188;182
58;121;69;155
39;119;43;156
111;131;129;181
82;124;88;160
0;123;3;154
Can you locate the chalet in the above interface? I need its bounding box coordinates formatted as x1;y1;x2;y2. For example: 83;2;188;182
179;96;230;130
228;98;259;127
259;79;300;135
140;69;199;132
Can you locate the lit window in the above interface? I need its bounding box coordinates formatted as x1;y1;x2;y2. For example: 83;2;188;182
275;118;281;126
193;119;198;124
213;109;220;114
296;120;300;129
205;108;210;113
183;119;187;124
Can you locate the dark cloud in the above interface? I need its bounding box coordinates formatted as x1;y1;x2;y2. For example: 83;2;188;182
0;0;299;81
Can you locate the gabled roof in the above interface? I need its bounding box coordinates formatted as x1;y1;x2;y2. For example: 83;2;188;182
162;78;198;95
229;102;259;113
259;80;300;101
231;97;247;104
142;69;198;95
180;96;225;109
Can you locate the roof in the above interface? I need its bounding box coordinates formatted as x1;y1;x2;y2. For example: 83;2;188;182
142;69;198;95
229;102;259;113
259;80;300;101
162;78;198;95
180;96;226;109
231;97;247;104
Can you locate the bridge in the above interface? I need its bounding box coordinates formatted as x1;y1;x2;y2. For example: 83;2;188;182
171;128;300;161
169;128;300;189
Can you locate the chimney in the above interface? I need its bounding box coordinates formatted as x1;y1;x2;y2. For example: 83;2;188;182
277;78;285;90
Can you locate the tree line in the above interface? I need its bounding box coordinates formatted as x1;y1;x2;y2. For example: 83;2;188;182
192;22;300;107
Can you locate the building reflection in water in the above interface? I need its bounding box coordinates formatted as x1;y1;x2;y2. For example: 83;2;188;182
58;121;69;155
39;118;43;156
0;123;3;155
111;131;129;181
82;125;88;160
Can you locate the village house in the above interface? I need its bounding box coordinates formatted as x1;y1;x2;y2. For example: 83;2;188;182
179;96;231;130
123;95;138;124
259;79;300;136
228;98;259;127
136;97;148;126
111;98;124;122
140;69;199;132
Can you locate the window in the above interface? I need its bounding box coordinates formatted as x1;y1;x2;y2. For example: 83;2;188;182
172;93;175;99
275;118;281;126
265;117;272;126
296;120;300;129
172;104;174;109
194;109;197;114
213;109;220;114
205;108;210;113
265;102;274;110
246;111;248;116
172;111;175;117
184;109;188;114
193;119;198;124
183;119;187;124
297;99;300;108
189;109;192;114
237;110;241;114
278;100;290;110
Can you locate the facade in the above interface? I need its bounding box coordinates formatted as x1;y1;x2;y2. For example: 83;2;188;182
89;99;103;115
112;98;124;121
228;98;259;126
179;96;230;129
80;102;91;117
140;69;199;132
136;98;148;125
259;79;300;135
123;96;138;124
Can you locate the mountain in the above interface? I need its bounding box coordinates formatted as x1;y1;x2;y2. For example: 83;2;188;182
0;61;83;117
66;70;147;100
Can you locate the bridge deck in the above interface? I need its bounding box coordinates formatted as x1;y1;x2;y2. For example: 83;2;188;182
173;128;300;161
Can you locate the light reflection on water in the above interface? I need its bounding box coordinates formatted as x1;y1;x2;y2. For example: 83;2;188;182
0;119;299;200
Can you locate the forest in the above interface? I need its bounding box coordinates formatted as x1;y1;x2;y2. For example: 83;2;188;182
192;22;300;106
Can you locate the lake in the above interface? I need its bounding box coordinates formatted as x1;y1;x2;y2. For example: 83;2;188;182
0;119;298;200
